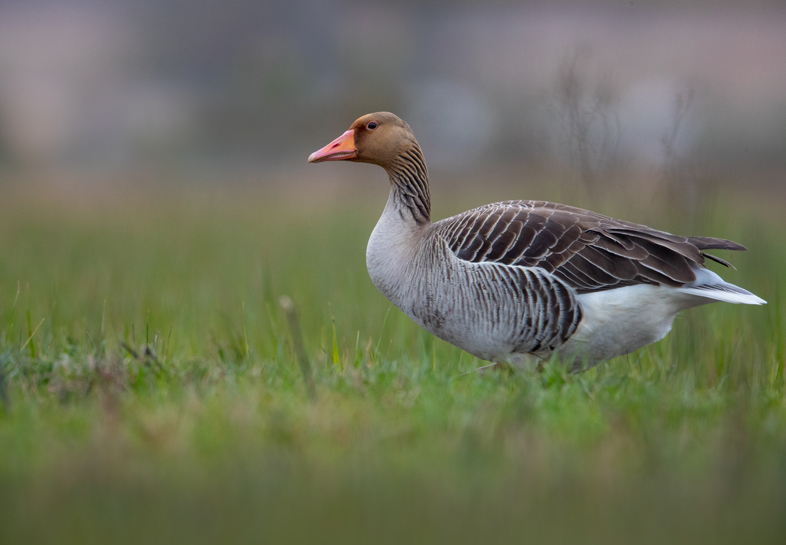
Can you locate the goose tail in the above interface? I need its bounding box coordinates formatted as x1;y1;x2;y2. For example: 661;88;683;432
678;268;766;305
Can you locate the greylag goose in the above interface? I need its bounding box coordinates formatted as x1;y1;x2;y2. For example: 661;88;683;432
308;112;765;371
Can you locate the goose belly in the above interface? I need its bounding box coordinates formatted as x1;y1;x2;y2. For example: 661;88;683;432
404;298;529;362
558;285;698;366
389;263;577;362
369;273;510;361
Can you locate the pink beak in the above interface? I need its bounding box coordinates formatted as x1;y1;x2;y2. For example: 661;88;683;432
308;130;357;163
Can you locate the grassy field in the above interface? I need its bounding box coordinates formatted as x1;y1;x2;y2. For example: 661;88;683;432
0;176;784;544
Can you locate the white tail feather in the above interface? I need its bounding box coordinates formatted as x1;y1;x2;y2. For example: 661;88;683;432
677;287;766;305
680;267;766;305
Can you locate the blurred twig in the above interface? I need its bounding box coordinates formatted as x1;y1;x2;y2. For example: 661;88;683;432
661;89;694;170
279;296;316;402
661;88;704;219
0;353;9;411
556;49;621;201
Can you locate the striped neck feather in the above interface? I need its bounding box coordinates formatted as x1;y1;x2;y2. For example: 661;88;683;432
386;145;431;225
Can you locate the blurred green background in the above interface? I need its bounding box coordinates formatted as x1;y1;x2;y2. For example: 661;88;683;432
1;1;785;544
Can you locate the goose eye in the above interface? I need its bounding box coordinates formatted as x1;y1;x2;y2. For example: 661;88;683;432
367;121;378;130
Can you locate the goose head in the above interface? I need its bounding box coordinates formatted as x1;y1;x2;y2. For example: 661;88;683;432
308;112;418;170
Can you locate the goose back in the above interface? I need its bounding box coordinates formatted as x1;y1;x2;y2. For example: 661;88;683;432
438;200;747;293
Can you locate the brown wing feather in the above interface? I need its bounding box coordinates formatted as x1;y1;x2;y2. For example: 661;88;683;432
439;200;746;294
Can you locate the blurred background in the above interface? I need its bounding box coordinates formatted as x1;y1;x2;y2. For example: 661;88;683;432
0;0;784;194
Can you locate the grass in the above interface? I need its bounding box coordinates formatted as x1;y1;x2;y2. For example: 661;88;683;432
0;179;784;544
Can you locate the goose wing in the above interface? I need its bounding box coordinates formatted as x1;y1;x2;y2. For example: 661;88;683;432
438;200;745;293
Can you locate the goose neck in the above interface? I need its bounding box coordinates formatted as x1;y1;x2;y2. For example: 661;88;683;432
384;145;431;226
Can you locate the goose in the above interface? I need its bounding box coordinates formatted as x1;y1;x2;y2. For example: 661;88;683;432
308;112;765;372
